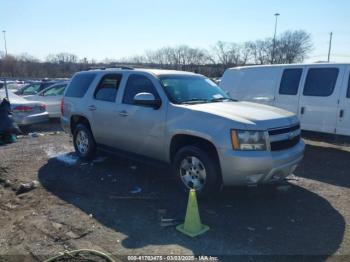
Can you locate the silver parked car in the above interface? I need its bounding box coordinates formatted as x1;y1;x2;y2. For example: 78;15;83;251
0;90;49;126
61;68;304;197
24;82;68;118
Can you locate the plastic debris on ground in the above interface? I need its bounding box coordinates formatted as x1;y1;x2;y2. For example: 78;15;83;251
45;147;78;166
130;165;138;171
92;156;107;163
16;180;40;195
276;184;292;192
158;209;181;227
160;218;181;227
285;174;299;181
28;132;39;138
247;226;256;231
130;186;142;194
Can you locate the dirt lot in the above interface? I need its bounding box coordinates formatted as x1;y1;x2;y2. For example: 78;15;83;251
0;122;349;261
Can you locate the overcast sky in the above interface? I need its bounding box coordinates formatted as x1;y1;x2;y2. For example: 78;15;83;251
1;0;350;63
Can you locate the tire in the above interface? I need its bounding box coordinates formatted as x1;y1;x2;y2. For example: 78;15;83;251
172;145;222;198
73;124;96;160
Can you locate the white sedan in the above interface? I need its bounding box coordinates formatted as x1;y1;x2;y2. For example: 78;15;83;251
24;82;67;118
0;90;49;126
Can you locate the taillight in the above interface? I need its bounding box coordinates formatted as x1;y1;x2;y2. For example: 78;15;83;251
60;98;64;116
13;105;33;112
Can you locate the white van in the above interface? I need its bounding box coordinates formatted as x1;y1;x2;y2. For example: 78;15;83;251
220;63;350;136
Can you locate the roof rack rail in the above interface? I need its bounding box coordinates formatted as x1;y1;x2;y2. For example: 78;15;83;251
87;66;134;71
87;67;106;71
118;66;134;70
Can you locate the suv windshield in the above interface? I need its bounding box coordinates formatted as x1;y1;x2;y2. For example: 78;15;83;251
159;75;232;104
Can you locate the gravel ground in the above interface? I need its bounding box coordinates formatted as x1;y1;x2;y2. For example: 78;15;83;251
0;122;349;261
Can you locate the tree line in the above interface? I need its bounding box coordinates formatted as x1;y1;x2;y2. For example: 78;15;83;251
0;30;312;78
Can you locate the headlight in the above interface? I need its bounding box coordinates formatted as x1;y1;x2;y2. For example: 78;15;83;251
231;130;267;151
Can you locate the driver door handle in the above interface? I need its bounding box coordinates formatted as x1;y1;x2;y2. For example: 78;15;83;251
118;110;128;117
88;105;97;111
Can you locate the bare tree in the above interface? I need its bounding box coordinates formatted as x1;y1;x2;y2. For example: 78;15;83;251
0;55;18;77
0;30;313;78
274;30;312;64
246;40;272;64
246;30;312;64
211;41;251;66
46;53;78;64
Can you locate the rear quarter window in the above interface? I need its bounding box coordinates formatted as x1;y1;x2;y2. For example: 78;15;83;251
65;73;96;98
239;67;280;100
303;68;339;97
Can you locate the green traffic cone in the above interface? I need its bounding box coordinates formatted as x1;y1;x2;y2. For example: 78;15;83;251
176;189;209;237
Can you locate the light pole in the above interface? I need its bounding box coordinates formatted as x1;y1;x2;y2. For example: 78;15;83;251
271;13;280;64
2;30;7;56
327;32;333;62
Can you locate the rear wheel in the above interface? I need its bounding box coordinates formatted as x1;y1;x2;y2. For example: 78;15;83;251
73;124;96;160
172;145;222;198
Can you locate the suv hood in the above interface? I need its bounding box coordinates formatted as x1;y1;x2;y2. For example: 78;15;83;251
181;101;298;129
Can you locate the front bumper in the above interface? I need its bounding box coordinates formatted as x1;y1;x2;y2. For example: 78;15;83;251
13;112;50;126
219;140;305;186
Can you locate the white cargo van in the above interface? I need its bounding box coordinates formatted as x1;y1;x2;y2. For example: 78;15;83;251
220;63;350;136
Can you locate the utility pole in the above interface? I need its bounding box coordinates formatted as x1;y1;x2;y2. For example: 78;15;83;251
327;32;333;62
2;30;8;56
271;13;280;64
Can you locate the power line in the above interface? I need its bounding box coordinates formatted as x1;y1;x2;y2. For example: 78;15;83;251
309;54;350;58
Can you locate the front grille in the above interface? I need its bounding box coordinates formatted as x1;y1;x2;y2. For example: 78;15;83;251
268;124;300;136
270;135;300;151
268;124;301;151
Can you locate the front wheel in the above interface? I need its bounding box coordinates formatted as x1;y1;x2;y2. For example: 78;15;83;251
172;145;222;198
73;124;96;160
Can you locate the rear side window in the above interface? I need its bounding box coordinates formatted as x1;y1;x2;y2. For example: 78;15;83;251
347;73;350;98
40;82;56;91
65;73;96;98
303;68;339;97
94;74;122;102
23;83;41;95
123;74;159;105
279;69;302;95
43;84;66;96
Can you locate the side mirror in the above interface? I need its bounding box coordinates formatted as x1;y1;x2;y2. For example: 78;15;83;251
133;92;161;109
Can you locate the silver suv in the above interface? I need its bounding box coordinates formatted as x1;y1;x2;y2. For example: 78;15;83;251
61;68;304;196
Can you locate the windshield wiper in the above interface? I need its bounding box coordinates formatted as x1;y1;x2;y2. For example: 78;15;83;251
180;98;210;104
209;97;237;102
